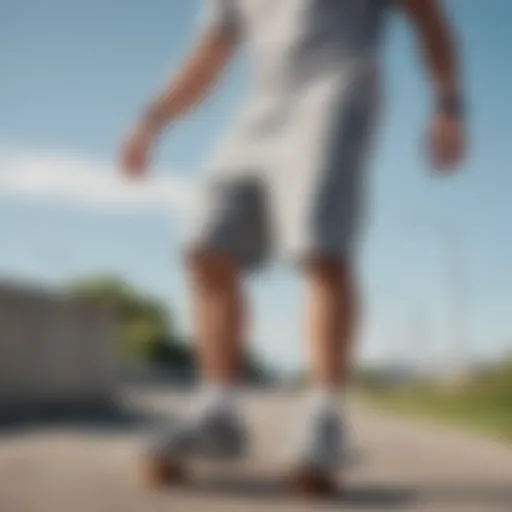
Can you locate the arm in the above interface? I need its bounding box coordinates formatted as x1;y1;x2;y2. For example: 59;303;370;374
120;24;238;177
142;26;238;131
400;0;466;170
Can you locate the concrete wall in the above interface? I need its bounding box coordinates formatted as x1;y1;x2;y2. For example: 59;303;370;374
0;283;118;407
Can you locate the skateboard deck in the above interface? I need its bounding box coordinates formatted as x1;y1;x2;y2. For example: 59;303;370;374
141;456;339;498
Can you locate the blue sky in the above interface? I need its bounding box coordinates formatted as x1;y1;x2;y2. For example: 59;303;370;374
1;0;511;372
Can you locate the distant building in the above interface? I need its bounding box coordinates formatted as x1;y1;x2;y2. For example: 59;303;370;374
0;281;117;409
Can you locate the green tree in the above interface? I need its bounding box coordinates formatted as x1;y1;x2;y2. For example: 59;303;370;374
68;275;276;384
147;335;194;368
69;276;170;360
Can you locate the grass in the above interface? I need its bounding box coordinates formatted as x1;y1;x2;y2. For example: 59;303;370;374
359;363;512;441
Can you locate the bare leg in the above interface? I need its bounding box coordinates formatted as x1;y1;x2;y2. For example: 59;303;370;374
186;251;245;385
288;258;357;492
303;257;358;389
143;251;246;484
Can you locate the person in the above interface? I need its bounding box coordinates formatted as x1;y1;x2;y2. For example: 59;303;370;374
119;0;465;486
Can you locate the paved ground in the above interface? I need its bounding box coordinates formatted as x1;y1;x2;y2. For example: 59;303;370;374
1;388;512;512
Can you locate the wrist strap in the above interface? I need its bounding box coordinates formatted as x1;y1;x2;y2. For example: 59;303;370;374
438;91;464;118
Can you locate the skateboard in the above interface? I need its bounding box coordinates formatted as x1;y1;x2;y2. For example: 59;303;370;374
141;456;338;498
289;467;338;497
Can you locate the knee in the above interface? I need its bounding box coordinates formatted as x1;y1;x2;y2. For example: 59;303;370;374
304;257;351;285
305;257;358;316
186;250;236;287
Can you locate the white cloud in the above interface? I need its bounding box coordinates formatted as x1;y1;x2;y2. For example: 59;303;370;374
0;148;197;215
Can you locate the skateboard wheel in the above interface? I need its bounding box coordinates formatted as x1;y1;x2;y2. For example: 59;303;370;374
290;469;337;498
142;458;187;488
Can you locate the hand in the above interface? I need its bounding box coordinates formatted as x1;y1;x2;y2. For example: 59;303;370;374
428;111;466;173
119;121;159;180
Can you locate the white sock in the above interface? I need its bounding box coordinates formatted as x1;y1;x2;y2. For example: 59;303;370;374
303;388;341;419
194;382;237;417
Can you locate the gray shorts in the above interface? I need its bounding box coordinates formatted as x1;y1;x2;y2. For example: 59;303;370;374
184;82;378;272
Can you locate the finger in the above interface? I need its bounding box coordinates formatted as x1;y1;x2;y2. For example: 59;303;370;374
439;140;461;170
428;132;444;169
447;133;464;164
430;136;451;171
129;153;149;179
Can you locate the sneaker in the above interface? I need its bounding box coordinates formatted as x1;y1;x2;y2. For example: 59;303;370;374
289;408;345;472
145;406;247;461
